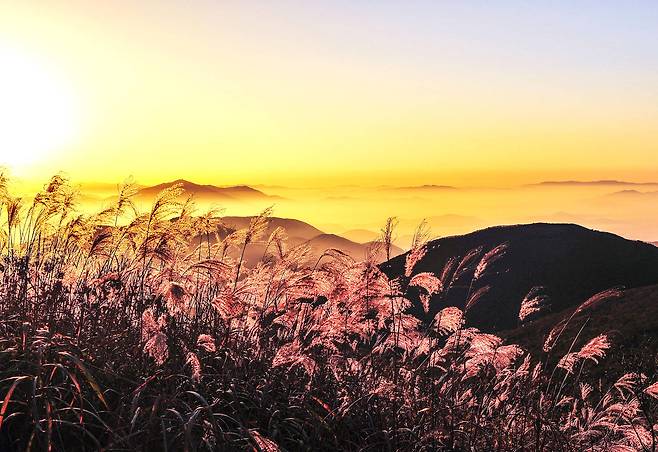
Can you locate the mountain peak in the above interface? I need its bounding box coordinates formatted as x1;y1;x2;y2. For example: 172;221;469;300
382;222;658;331
136;180;273;201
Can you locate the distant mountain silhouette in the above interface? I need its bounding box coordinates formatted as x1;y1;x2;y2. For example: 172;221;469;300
201;216;402;267
137;179;278;201
381;223;658;332
388;184;457;191
531;180;658;187
605;189;658;198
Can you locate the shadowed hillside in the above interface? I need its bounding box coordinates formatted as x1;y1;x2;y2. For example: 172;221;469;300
531;180;658;187
381;223;658;331
503;284;658;375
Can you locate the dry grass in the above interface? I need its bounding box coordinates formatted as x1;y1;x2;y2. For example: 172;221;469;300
0;173;656;451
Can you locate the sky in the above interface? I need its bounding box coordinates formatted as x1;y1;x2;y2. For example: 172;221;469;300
1;1;657;187
1;1;658;243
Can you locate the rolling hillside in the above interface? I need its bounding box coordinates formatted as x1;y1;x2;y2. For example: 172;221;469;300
502;283;658;375
382;223;658;331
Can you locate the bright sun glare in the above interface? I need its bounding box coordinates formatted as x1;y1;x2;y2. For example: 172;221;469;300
0;45;79;172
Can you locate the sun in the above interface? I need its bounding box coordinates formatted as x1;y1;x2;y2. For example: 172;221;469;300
0;45;80;172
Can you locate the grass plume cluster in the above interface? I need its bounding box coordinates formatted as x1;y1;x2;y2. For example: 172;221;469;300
0;173;656;451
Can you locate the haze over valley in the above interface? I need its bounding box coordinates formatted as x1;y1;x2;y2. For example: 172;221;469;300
49;177;658;248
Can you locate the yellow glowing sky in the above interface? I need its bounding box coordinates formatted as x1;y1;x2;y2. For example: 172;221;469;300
1;2;658;243
1;1;657;187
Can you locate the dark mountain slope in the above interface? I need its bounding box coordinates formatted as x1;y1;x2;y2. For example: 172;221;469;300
502;284;658;376
381;223;658;332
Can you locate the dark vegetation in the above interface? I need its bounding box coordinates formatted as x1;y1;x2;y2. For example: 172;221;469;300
0;174;657;451
503;284;658;378
382;223;658;331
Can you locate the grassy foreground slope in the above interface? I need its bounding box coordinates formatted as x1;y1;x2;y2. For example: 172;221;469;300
0;175;657;450
504;283;658;374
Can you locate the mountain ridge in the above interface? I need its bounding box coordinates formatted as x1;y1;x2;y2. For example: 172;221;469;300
136;179;279;201
530;180;658;187
381;223;658;331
